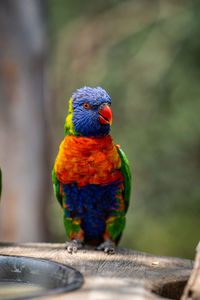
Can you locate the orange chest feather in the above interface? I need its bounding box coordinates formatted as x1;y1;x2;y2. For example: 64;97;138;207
54;135;123;186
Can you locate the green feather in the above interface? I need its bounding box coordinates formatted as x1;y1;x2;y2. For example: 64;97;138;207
0;168;2;199
64;98;76;136
63;217;81;238
117;147;132;213
105;147;131;242
106;216;126;241
52;166;62;207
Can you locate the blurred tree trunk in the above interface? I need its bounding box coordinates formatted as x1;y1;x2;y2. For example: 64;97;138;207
0;0;50;242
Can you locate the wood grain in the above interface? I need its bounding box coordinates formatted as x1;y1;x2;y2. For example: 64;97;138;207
182;241;200;300
0;243;193;299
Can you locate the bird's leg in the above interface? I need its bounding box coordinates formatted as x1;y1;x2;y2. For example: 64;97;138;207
65;225;84;254
96;238;116;255
65;239;83;254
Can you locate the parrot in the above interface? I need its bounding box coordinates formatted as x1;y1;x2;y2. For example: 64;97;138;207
52;87;131;254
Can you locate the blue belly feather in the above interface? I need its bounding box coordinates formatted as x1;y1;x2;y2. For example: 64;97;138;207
62;182;120;242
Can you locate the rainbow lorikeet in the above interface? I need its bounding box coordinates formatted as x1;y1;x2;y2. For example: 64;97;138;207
52;87;131;254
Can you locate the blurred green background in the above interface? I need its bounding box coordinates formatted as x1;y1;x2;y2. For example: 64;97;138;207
47;0;200;259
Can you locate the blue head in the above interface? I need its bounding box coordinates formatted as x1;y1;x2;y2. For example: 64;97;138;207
65;86;113;137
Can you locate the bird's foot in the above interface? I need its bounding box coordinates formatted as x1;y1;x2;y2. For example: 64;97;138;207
96;238;116;255
65;239;83;254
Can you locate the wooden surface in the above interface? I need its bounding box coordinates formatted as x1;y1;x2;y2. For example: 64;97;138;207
182;242;200;300
0;243;193;300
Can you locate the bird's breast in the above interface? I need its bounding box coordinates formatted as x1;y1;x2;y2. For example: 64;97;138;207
55;135;123;186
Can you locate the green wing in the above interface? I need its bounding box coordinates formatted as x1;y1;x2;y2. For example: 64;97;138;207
52;166;82;239
117;148;132;213
52;166;63;207
0;168;2;199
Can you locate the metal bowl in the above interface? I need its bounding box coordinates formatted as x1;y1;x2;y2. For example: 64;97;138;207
0;255;83;299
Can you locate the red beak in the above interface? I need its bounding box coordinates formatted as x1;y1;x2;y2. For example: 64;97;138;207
99;105;113;125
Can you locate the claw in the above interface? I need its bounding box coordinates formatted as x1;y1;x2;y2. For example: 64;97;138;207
73;246;77;253
65;239;83;254
96;238;116;255
104;247;115;255
67;245;73;254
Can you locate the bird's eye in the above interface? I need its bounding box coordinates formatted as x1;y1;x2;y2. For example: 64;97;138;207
83;103;90;109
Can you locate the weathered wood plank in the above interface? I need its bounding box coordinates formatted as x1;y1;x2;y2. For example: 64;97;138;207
181;241;200;300
0;243;193;299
